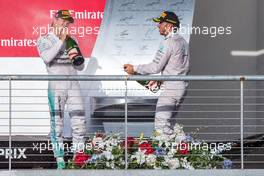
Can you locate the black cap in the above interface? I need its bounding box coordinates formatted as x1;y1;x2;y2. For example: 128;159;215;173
153;11;180;27
55;10;74;23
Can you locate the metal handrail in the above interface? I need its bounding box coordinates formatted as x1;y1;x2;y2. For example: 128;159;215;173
0;75;254;170
0;75;263;81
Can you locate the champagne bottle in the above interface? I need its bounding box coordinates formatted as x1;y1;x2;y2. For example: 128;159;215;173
135;73;161;93
123;66;161;93
65;36;84;66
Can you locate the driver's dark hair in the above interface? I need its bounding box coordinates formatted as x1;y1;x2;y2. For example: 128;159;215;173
173;17;180;32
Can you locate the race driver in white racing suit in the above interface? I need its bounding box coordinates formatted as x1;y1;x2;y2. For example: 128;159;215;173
124;11;190;138
36;10;86;169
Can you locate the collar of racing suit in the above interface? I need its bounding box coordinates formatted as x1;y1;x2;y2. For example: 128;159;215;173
165;31;178;40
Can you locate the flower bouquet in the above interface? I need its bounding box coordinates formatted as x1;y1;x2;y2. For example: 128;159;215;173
66;124;232;169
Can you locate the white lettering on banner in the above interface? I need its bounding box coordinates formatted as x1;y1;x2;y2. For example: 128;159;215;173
0;38;37;47
0;148;27;159
50;10;104;20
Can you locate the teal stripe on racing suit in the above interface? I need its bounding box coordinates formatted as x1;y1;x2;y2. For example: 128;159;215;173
48;87;64;157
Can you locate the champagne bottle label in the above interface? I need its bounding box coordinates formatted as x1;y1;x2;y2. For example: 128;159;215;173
137;80;161;93
67;48;78;60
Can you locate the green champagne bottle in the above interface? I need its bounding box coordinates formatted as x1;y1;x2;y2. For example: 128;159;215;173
135;72;161;93
65;36;84;66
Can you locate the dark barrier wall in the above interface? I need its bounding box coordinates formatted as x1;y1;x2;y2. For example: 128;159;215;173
257;0;264;134
178;0;260;140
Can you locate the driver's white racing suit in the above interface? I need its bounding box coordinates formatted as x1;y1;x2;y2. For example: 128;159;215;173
134;33;190;135
37;32;86;159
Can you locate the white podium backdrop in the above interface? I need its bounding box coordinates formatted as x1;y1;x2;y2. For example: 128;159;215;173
87;0;195;97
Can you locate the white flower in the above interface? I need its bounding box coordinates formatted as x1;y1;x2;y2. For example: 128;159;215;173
106;161;115;169
167;158;180;169
183;162;194;170
154;132;175;141
106;145;113;152
192;140;202;146
162;156;169;166
98;142;105;149
146;154;156;166
181;157;194;170
105;137;119;147
105;140;111;146
165;141;171;148
110;161;115;169
174;123;184;134
175;134;186;144
167;151;174;158
210;148;219;156
111;139;118;146
120;158;126;166
92;137;104;149
216;145;228;153
92;137;103;144
102;151;114;160
154;134;170;142
132;151;146;165
210;144;228;157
